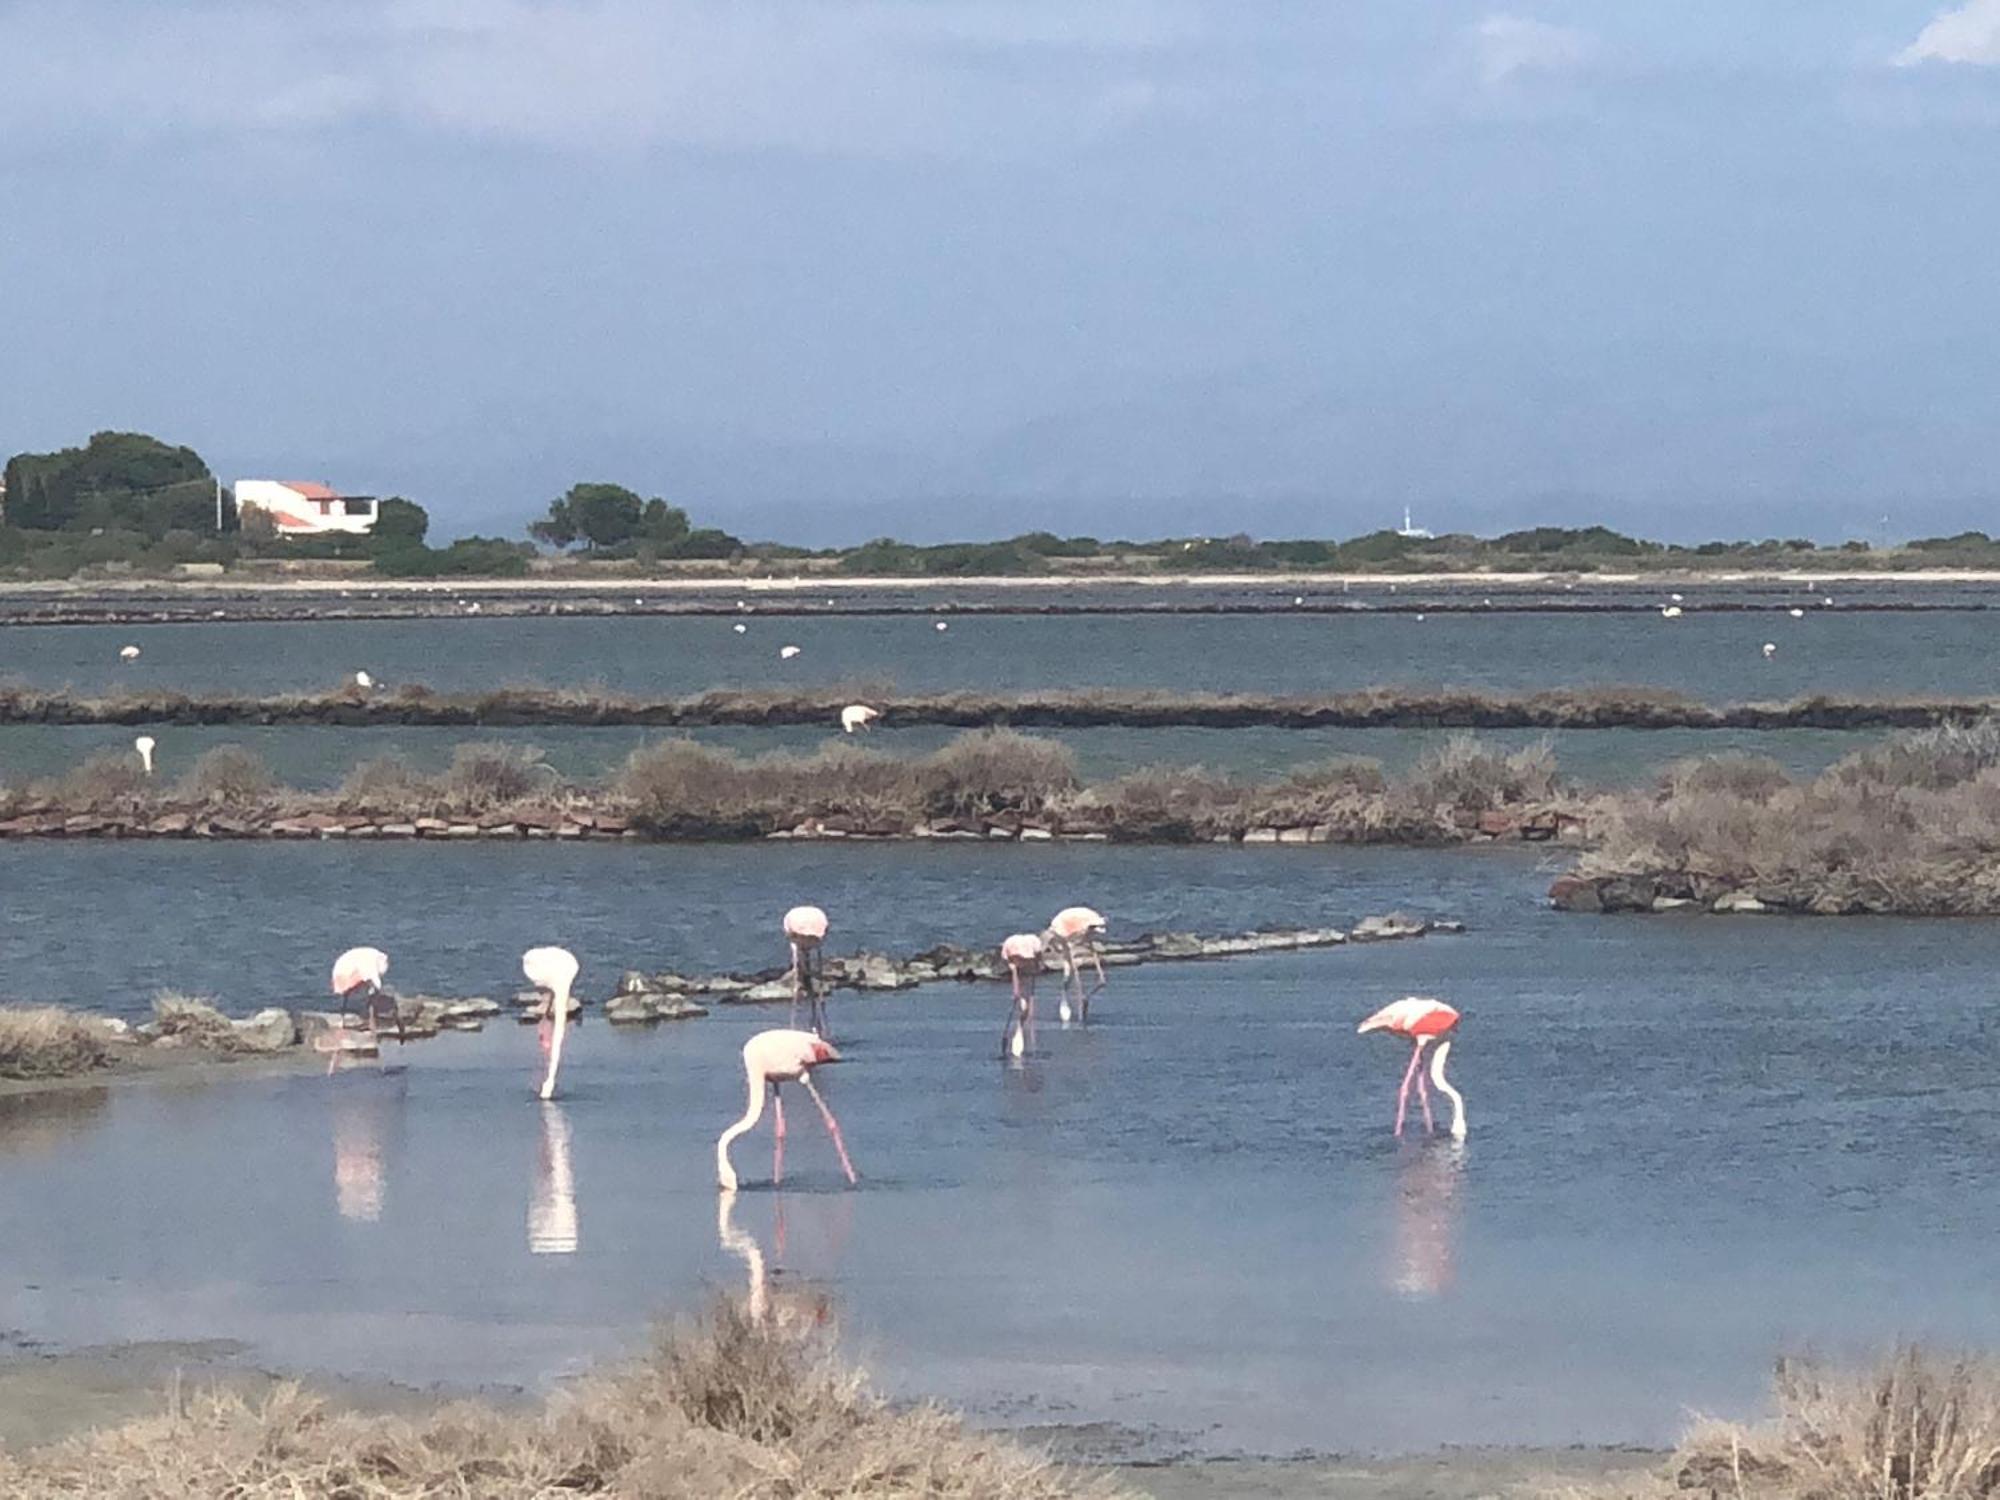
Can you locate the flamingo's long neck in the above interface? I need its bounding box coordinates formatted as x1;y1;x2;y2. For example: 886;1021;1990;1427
1429;1039;1467;1140
539;979;571;1100
716;1063;767;1190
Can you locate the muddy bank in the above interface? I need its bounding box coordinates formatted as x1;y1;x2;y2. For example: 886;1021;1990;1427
1123;1449;1661;1500
1;682;1990;729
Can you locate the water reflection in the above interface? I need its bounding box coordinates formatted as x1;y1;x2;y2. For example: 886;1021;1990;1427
1388;1141;1466;1300
717;1191;838;1333
529;1102;579;1254
330;1078;405;1223
0;1087;110;1159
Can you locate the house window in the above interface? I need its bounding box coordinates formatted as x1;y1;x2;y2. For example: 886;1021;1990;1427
315;499;332;514
344;499;375;517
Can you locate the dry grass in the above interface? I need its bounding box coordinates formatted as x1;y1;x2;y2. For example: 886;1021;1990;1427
0;1006;112;1080
1585;1349;2000;1500
38;752;155;812
0;1301;1126;1499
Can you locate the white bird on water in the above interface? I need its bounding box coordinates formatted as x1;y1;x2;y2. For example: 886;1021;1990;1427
118;644;141;661
1762;642;1777;659
1670;593;1684;603
779;645;802;660
840;705;880;734
133;736;156;776
354;670;374;690
1661;606;1683;619
1789;608;1805;619
733;623;748;635
935;621;949;632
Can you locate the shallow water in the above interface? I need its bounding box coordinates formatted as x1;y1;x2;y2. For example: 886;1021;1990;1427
7;608;2000;698
0;720;1881;789
3;842;1999;1455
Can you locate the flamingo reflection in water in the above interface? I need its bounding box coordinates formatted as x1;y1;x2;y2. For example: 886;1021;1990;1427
717;1191;837;1332
529;1102;579;1254
330;1080;402;1223
1388;1141;1466;1300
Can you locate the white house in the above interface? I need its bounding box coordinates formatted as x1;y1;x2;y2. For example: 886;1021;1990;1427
234;480;378;537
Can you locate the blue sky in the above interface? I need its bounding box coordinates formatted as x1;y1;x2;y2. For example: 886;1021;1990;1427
2;1;1997;544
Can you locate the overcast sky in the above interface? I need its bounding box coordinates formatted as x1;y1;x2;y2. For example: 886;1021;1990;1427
3;1;1998;544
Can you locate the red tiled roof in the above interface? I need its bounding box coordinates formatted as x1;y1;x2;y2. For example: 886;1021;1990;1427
270;510;317;529
285;481;340;500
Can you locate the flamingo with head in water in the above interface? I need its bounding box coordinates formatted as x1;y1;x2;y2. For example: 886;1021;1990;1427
1045;907;1107;1022
998;933;1044;1058
716;1029;856;1191
782;906;830;1036
1357;997;1467;1140
839;704;880;734
330;945;403;1042
133;736;156;776
523;946;579;1100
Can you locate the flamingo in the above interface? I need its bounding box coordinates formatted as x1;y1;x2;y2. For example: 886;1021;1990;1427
330;945;404;1043
783;906;830;1036
1045;907;1107;1023
523;946;580;1100
118;644;141;662
1660;606;1683;619
840;704;880;734
934;621;949;632
1789;607;1805;619
354;670;374;690
133;735;156;776
733;623;748;634
1357;997;1467;1140
716;1029;856;1191
999;933;1044;1059
779;644;802;659
1762;642;1777;659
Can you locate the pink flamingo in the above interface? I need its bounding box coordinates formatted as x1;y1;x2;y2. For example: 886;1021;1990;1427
1357;997;1467;1140
330;945;403;1042
998;933;1044;1059
1044;906;1107;1022
523;946;579;1101
716;1029;857;1191
783;905;831;1037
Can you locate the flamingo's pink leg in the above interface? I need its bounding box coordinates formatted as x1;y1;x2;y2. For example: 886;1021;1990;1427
772;1087;786;1186
789;942;803;1029
1415;1050;1436;1134
1394;1043;1424;1136
800;1074;857;1185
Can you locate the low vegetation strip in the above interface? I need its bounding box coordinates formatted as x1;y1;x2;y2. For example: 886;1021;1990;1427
0;682;1994;730
0;1302;1125;1498
0;732;1580;846
1550;720;2000;916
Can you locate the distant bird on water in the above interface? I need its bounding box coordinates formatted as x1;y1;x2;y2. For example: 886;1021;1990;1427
935;621;949;632
353;670;374;690
779;644;802;659
133;736;156;776
119;644;141;661
1045;906;1108;1023
523;946;579;1101
1762;642;1777;658
783;905;830;1036
840;704;880;734
999;933;1045;1059
716;1029;856;1191
733;623;748;634
1660;606;1683;619
1358;997;1467;1140
1789;608;1806;619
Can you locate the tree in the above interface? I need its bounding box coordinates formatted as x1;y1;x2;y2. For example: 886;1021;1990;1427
529;483;643;550
639;498;691;546
372;497;430;547
3;431;211;535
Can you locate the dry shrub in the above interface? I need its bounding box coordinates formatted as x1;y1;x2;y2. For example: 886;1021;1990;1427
1660;753;1795;804
617;739;915;835
1829;720;2000;792
338;753;432;810
0;1006;112;1080
177;744;275;808
1404;734;1559;813
440;743;557;812
41;752;154;810
1668;1348;2000;1500
0;1301;1124;1499
914;729;1078;818
1083;766;1243;840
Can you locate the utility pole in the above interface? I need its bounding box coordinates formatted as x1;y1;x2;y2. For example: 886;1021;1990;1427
215;477;224;533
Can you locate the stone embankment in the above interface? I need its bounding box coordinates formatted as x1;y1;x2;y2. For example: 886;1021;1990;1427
1549;872;1901;917
28;915;1462;1077
0;802;1577;845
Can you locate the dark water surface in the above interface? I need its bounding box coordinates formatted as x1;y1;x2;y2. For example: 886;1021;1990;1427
2;842;1997;1455
7;608;2000;698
